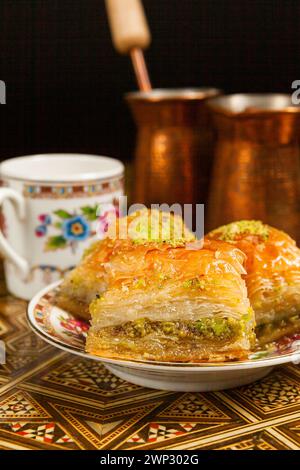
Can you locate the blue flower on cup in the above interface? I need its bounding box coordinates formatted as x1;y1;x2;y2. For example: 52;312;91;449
62;216;90;242
36;205;98;251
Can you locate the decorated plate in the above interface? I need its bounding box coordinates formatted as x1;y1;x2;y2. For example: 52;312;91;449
27;281;300;392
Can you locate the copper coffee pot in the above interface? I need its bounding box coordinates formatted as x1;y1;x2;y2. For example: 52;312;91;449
105;2;222;211
206;94;300;242
126;88;222;208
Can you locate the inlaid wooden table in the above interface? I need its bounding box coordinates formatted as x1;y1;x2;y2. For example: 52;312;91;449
0;272;300;451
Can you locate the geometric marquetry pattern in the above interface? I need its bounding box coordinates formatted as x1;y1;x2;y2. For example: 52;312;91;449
159;393;230;419
239;372;300;412
1;266;300;449
1;422;74;445
243;373;300;412
127;422;198;444
42;358;140;397
0;391;49;419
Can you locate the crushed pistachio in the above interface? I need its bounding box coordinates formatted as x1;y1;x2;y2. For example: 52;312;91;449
133;278;146;288
157;274;170;289
158;274;170;281
162;322;176;335
211;220;270;242
194;317;241;340
242;307;255;323
132;237;189;247
114;317;242;342
182;277;206;289
127;209;195;246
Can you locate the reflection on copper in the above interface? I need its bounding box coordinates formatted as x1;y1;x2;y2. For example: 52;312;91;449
151;132;169;173
126;88;222;210
207;94;300;243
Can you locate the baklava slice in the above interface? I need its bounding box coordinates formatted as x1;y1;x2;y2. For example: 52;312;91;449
86;238;255;362
207;221;300;344
56;209;195;319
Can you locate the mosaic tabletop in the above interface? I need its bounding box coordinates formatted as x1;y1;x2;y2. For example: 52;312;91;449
1;274;300;451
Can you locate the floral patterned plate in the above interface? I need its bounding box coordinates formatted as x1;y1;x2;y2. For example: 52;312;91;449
27;281;300;392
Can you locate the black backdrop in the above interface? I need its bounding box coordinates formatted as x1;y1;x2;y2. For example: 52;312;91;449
0;0;299;162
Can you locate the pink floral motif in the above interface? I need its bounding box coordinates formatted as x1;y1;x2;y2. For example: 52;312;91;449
38;214;52;225
35;225;47;237
98;206;120;235
59;317;89;336
275;333;300;355
250;333;300;360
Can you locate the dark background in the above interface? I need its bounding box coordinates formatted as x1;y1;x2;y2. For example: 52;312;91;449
0;0;299;162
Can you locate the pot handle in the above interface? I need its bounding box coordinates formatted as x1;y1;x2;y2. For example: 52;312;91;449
0;188;29;277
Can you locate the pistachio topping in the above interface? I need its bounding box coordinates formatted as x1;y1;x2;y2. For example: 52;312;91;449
182;277;206;289
211;220;270;242
133;278;146;288
127;209;195;246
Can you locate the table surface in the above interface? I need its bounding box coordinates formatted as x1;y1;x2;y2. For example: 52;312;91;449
1;277;300;451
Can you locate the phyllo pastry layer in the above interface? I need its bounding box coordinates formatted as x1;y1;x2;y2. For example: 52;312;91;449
85;237;255;362
56;209;195;320
207;221;300;344
56;237;117;319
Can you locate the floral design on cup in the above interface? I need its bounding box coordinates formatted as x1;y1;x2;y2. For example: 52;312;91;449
0;154;124;300
62;216;90;242
35;202;120;253
35;214;52;237
97;204;120;235
35;205;99;253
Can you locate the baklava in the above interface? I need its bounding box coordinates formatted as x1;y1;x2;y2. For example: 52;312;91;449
86;237;255;362
58;210;255;362
207;220;300;344
56;209;195;319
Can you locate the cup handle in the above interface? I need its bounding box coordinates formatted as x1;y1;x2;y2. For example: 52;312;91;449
0;187;30;278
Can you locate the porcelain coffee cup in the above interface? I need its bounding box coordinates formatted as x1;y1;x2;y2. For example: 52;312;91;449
0;154;124;299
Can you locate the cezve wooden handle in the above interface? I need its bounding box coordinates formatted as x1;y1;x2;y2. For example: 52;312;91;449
105;0;151;54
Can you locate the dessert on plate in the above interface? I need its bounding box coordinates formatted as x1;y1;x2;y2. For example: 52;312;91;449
207;220;300;344
57;210;255;362
56;209;195;320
